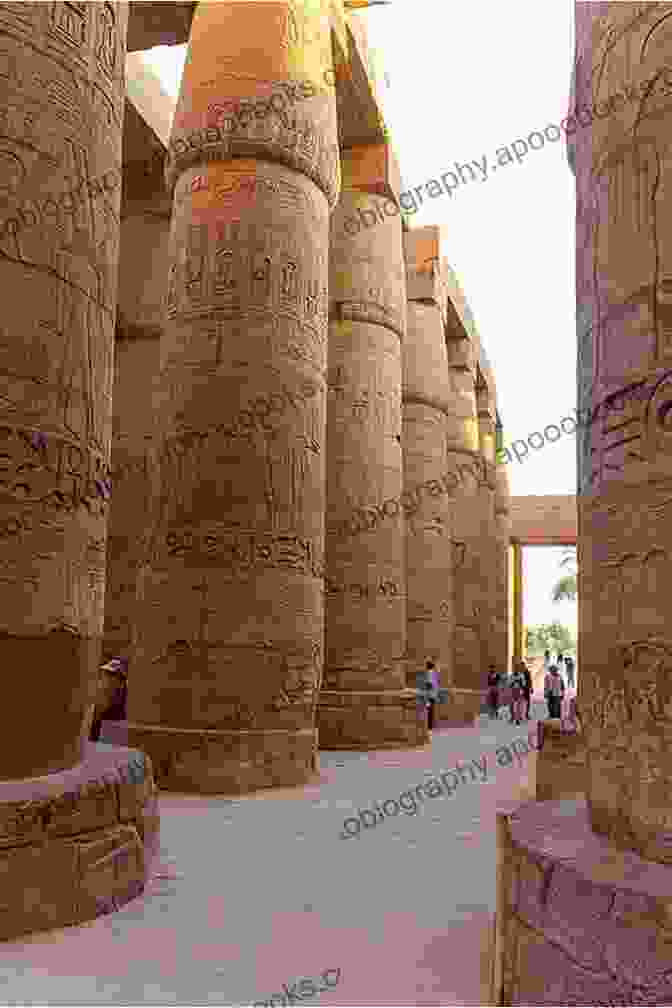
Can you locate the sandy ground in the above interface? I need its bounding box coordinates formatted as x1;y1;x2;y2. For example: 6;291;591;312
0;701;546;1006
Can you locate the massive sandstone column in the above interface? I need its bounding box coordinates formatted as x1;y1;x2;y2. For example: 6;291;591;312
104;211;168;661
128;0;340;792
493;455;511;677
475;365;499;668
318;145;424;748
443;292;486;722
402;233;454;707
0;1;159;941
575;2;672;862
0;0;128;779
494;7;672;1004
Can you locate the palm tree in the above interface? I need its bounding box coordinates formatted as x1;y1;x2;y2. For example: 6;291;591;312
551;547;577;603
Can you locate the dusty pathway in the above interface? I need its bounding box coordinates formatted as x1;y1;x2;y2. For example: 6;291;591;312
0;703;544;1006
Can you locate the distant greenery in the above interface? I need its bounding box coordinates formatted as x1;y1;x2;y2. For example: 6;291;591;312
525;621;576;657
551;547;577;603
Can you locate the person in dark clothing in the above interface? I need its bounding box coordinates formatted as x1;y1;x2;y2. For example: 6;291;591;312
486;664;500;719
521;661;533;720
424;659;439;731
90;658;128;742
565;655;575;688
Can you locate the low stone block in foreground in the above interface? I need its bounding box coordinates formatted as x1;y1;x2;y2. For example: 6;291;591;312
0;743;159;941
494;799;672;1005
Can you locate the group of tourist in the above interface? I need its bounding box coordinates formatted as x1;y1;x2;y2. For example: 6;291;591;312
486;661;533;725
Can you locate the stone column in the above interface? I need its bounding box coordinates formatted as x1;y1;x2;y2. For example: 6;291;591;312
576;1;672;862
444;302;486;723
495;7;672;1003
493;464;511;677
475;371;499;668
0;1;128;780
511;540;523;666
128;0;340;793
0;1;158;940
317;146;424;749
402;235;454;710
104;212;168;661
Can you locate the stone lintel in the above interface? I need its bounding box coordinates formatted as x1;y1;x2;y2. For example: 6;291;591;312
403;225;441;275
337;12;390;150
127;2;195;52
340;143;401;202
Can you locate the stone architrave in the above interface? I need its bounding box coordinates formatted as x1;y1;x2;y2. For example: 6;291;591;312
318;146;426;750
575;2;672;864
128;0;340;793
402;254;454;711
0;1;128;780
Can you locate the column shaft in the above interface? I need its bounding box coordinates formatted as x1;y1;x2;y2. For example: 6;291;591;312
0;1;128;779
128;0;339;792
319;162;424;749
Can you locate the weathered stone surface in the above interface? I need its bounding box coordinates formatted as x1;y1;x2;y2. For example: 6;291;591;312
129;0;340;792
574;2;672;864
0;742;158;941
319;148;414;749
105;209;168;660
0;1;128;780
535;719;586;803
318;689;428;749
402;258;454;705
497;800;672;1005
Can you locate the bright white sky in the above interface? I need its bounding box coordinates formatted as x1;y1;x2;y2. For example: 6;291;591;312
139;0;577;635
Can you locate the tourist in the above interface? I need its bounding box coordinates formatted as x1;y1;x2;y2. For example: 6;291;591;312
544;664;565;719
509;665;526;725
543;649;552;674
486;664;500;719
90;658;128;742
419;659;439;733
565;655;575;688
556;652;565;675
521;661;533;720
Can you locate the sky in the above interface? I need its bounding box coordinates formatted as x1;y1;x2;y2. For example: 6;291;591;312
138;0;577;637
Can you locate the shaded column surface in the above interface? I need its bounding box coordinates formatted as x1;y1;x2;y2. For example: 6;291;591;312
493;465;511;677
575;1;672;864
0;1;128;780
475;370;499;669
444;311;486;722
104;212;168;661
128;0;340;793
319;147;426;749
402;248;454;711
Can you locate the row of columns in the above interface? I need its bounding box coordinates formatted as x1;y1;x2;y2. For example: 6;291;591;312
0;0;510;796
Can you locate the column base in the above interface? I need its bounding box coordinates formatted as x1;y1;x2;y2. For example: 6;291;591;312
495;799;672;1005
127;725;318;795
437;688;484;725
0;742;158;942
317;690;429;749
535;718;586;802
